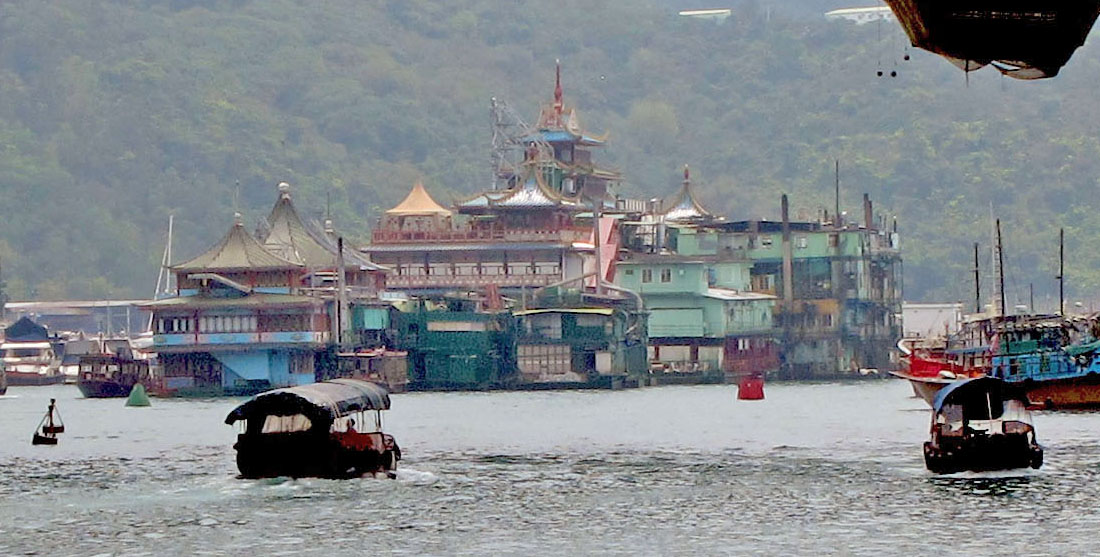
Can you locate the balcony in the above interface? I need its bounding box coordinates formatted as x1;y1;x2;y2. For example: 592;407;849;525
152;331;330;349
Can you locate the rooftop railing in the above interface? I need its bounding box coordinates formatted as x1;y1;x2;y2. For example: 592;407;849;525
369;227;590;245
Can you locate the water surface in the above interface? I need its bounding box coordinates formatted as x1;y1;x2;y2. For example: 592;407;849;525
2;381;1098;555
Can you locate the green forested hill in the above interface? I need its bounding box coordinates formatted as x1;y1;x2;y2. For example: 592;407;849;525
2;0;1100;309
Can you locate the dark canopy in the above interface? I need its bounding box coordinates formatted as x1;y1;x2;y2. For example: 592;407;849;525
225;379;391;427
932;376;1028;419
4;316;49;342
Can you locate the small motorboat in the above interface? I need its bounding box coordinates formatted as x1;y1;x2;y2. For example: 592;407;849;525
923;377;1043;474
225;379;401;479
32;398;65;445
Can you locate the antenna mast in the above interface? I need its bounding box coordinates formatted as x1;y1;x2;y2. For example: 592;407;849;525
490;97;553;191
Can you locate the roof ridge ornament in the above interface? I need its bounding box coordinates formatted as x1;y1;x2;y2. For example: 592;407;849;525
553;59;563;116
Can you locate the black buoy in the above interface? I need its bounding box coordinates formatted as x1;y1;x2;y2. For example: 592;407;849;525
890;70;897;77
904;54;911;61
32;398;64;446
877;70;884;77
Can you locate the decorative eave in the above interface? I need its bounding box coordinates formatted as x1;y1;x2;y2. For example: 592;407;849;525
457;163;580;213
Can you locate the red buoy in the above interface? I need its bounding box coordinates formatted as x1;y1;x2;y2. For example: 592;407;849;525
737;373;765;400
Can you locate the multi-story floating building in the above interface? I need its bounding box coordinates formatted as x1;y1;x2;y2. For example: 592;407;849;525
701;194;902;379
140;183;389;395
619;168;902;380
617;168;779;382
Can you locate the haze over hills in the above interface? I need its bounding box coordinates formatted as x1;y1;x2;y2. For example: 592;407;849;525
1;0;1099;308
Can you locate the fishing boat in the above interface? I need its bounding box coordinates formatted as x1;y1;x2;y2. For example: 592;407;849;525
3;317;64;386
76;339;153;398
893;316;996;404
990;314;1100;409
225;379;401;479
32;398;65;445
923;377;1043;474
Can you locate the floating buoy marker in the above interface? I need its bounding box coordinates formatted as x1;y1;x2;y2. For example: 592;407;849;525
126;383;151;407
738;373;765;400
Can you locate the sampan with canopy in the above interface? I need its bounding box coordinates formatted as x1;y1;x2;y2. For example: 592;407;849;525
924;376;1043;474
226;379;400;479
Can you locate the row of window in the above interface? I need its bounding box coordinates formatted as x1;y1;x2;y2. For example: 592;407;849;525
156;314;315;334
634;268;673;283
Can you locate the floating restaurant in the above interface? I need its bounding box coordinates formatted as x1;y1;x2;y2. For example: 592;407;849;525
135;63;903;394
140;183;389;395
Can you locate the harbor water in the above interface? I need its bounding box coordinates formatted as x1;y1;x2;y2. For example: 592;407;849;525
3;381;1100;555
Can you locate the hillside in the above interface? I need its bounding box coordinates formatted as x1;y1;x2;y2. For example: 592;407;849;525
1;0;1099;308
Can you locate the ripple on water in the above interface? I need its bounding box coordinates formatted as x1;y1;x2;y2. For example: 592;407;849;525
5;383;1100;555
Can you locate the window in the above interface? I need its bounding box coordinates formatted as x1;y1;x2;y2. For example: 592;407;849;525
624;269;634;276
760;236;773;247
796;236;808;249
642;269;653;283
660;269;672;283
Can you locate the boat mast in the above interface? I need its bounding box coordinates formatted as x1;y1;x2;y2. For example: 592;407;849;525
973;242;981;314
996;219;1006;317
988;205;1001;317
1059;227;1065;317
147;215;174;332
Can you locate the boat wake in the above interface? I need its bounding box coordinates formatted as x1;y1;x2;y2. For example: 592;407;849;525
929;468;1039;480
391;468;438;485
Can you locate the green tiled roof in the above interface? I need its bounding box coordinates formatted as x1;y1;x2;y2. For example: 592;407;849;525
172;219;302;272
264;186;386;271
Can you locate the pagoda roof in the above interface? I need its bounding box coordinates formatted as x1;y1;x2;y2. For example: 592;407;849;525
662;166;715;222
173;216;302;272
386;182;452;216
457;164;579;211
533;62;608;147
264;183;386;271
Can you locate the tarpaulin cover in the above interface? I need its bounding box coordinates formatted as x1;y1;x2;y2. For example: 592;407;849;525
225;379;391;428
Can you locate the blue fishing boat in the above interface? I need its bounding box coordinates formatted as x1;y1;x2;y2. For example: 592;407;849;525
990;314;1100;409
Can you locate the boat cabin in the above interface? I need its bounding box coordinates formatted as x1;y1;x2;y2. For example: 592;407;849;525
225;379;400;479
923;377;1043;474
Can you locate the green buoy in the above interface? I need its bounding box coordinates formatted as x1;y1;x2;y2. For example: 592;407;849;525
126;383;151;407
